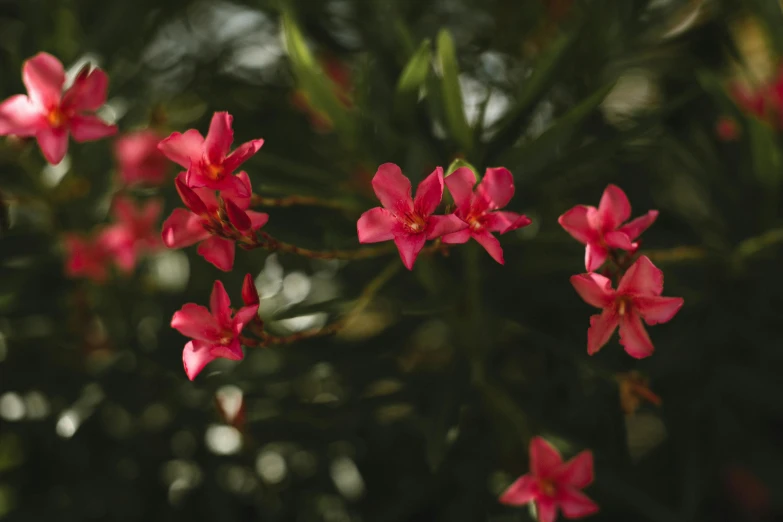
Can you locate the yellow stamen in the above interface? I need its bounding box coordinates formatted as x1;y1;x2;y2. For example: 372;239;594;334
539;479;556;496
207;162;224;180
47;109;65;128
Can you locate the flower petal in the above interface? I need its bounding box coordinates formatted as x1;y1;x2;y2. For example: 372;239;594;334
69;114;117;142
171;304;221;341
587;308;619;355
618;210;658;240
556;487;599;519
242;274;260;306
357;208;397;243
618;309;655;358
570;273;615;309
161;209;210;248
225;198;252;231
634;296;683;325
210;280;232;329
197;236;236;271
555;451;594;489
175;175;208;215
472;229;505;264
558;206;596;245
22;53;65;110
617;255;663;296
62;66;108;111
536;497;558;522
413;167;445;217
158;129;205;168
204;112;234;164
441;228;471;244
530;436;564;479
233;305;259;334
220;171;253;209
36;126;69;164
499;475;538;506
393;233;427;270
426;213;467;240
0;95;44;136
604;230;633;250
477;167;514;210
483;211;531;234
372;163;413;215
182;340;218;381
210;337;244;361
596;184;631;231
247;211;269;231
444;167;476;214
585;242;609;272
222;138;264;174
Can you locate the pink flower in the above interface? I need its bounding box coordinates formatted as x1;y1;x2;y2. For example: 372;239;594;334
570;255;683;358
63;233;110;282
157;111;263;196
500;436;598;522
161;171;269;271
114;130;169;185
171;278;259;380
440;167;531;264
0;53;117;164
99;196;162;273
558;185;658;272
356;163;467;269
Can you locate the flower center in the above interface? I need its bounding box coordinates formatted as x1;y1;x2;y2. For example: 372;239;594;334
219;331;233;345
404;212;427;234
205;161;224;181
47;108;66;128
616;296;631;316
538;479;556;496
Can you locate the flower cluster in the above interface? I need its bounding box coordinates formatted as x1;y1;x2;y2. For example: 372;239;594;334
357;164;531;268
729;65;783;128
559;185;684;358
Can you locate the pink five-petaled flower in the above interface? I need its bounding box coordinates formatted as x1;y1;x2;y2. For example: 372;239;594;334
171;278;259;380
570;255;684;358
99;196;163;273
114;129;169;185
558;184;658;272
500;436;598;522
0;52;117;164
440;167;532;264
63;233;111;282
356;163;467;270
158;111;263;196
161;171;269;271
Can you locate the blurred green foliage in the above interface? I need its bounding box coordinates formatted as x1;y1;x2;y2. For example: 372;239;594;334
1;0;783;521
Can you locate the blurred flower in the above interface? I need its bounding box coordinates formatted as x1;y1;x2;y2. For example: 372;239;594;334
0;52;117;164
500;436;598;522
616;371;661;415
558;184;658;272
161;172;268;271
441;167;531;264
729;64;783;128
63;233;110;282
723;465;771;519
158;111;263;195
114;129;169;185
291;54;353;133
716;117;740;141
571;256;684;358
357;163;466;269
171;278;259;380
100;196;163;273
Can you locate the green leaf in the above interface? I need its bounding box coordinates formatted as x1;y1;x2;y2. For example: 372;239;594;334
281;10;355;144
436;29;472;152
445;158;479;180
395;39;432;107
747;118;782;190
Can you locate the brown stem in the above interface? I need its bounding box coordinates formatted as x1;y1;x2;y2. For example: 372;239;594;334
250;193;359;211
644;246;706;263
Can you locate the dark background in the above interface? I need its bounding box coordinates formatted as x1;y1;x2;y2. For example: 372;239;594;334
1;0;782;521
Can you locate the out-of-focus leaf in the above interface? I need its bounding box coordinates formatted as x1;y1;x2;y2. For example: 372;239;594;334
747;118;781;190
445;158;478;179
436;29;472;153
746;0;783;55
395;39;431;113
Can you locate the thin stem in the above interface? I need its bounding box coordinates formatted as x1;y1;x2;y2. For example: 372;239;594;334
250;193;360;212
644;245;706;263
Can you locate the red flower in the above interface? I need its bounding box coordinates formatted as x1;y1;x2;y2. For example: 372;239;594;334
171;278;259;380
114;130;169;185
558;184;658;272
500;436;598;522
0;53;117;164
63;233;110;282
161;172;268;271
158;111;263;196
356;163;466;269
99;196;162;273
570;255;683;358
441;167;531;264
